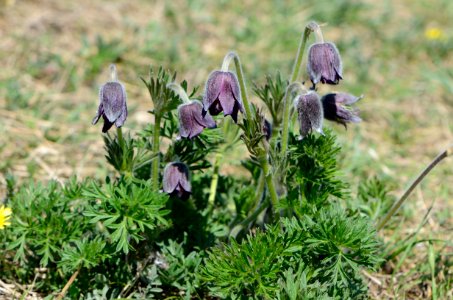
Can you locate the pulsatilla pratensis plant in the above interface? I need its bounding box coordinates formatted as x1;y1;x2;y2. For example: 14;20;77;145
6;20;450;300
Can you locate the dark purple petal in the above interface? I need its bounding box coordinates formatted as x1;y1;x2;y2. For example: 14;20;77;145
203;71;223;111
321;93;362;128
101;115;114;133
92;103;103;125
178;101;215;139
295;92;323;137
203;70;243;121
163;162;191;199
101;82;126;123
263;119;272;141
115;100;128;128
307;42;342;86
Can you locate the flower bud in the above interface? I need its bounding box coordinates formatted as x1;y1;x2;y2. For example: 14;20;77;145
321;93;362;127
262;119;272;141
92;66;128;133
163;162;191;200
294;91;323;138
307;42;342;86
203;71;244;123
178;100;216;139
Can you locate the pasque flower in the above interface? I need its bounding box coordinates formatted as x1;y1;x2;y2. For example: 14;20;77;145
163;162;191;200
321;93;362;127
92;64;128;133
0;205;12;229
178;101;216;139
294;91;324;138
307;42;342;86
203;71;244;123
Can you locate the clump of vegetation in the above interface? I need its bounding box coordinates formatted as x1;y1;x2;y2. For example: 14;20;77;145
0;19;451;300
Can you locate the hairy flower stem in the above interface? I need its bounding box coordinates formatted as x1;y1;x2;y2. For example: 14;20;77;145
151;114;161;191
221;51;253;120
260;156;279;218
223;51;279;216
208;153;222;206
281;22;318;156
289;22;318;83
57;268;80;300
229;171;266;238
117;127;126;171
377;145;452;231
110;64;118;82
166;83;191;104
280;82;308;156
208;119;231;206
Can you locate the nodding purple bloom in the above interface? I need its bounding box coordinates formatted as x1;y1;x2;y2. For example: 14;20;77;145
92;81;128;133
307;42;342;86
294;91;324;138
178;100;216;139
163;162;191;200
321;93;362;128
262;119;272;141
203;71;244;123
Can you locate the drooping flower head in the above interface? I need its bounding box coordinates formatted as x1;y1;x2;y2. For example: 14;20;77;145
307;42;343;86
294;91;324;138
163;162;191;200
178;101;216;139
203;71;244;123
92;64;128;133
321;93;362;128
0;205;12;230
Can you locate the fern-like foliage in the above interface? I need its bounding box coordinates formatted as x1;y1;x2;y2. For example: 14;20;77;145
283;131;347;214
83;178;170;254
200;205;381;299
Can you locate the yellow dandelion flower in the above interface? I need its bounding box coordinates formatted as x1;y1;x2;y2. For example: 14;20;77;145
0;205;12;229
425;28;444;41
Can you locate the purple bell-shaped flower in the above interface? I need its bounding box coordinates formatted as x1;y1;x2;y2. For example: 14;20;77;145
163;162;191;200
294;91;324;138
321;93;362;127
203;71;244;123
92;64;128;133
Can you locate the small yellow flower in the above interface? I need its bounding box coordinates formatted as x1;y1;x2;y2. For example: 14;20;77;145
425;28;444;41
0;205;12;229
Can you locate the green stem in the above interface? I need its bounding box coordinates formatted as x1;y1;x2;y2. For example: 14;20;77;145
280;82;308;156
208;118;231;206
260;156;279;218
166;83;191;104
151;114;162;191
290;23;315;83
376;146;452;231
221;52;253;121
117;127;124;150
117;127;126;171
230;197;269;239
208;153;222;206
110;64;118;82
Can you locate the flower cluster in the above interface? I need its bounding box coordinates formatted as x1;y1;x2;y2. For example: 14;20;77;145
293;23;362;138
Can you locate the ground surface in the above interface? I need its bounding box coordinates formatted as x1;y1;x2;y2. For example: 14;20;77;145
0;0;452;298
